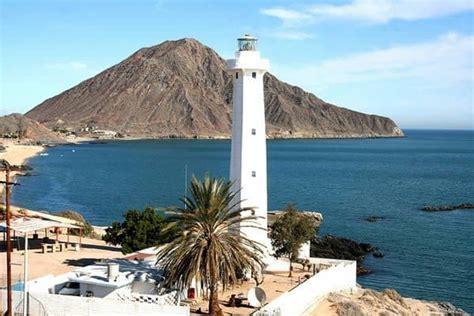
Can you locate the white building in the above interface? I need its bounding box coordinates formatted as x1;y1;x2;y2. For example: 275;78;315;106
28;259;171;299
226;34;270;254
20;258;189;315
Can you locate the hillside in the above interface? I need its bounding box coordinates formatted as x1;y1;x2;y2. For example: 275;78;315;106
26;38;403;139
0;113;65;143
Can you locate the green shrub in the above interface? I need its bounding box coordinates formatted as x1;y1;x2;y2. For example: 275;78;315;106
103;207;176;254
56;210;94;237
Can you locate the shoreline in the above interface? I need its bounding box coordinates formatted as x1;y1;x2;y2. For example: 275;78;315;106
0;139;45;195
0;139;45;166
69;133;405;141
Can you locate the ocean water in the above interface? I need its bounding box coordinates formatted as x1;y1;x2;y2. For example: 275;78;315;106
12;130;474;312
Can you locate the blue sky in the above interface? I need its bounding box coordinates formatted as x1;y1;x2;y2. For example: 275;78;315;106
1;0;473;129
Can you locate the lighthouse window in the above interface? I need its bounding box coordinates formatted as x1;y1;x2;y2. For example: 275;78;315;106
252;171;256;177
251;128;256;135
236;72;239;79
252;72;257;78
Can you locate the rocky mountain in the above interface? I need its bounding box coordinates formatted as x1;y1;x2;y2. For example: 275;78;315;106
26;38;403;139
0;113;65;143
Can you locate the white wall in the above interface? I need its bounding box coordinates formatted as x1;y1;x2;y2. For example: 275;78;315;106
299;241;311;259
254;259;357;316
0;290;190;316
28;273;71;294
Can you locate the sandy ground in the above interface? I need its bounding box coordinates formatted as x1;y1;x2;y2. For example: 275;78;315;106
0;230;123;284
191;266;313;315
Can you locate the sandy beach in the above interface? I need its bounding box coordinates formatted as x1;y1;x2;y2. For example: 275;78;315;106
0;139;44;166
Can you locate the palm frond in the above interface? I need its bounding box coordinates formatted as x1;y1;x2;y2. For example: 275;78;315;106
156;175;265;293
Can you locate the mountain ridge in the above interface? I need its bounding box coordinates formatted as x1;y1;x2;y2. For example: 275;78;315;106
26;38;403;139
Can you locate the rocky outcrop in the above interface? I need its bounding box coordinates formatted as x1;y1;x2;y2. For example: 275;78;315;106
26;38;403;139
310;235;381;275
0;113;65;144
421;203;473;212
366;216;385;223
317;288;468;316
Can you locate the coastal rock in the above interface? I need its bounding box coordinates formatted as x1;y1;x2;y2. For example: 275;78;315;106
366;216;385;223
16;172;35;177
310;235;379;275
16;164;33;171
26;38;404;139
317;288;468;316
373;251;385;258
421;203;473;212
436;302;468;315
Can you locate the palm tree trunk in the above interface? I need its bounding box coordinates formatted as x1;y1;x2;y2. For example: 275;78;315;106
208;285;223;316
289;260;293;277
208;256;223;316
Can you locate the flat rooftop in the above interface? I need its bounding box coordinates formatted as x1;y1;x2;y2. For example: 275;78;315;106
68;259;163;288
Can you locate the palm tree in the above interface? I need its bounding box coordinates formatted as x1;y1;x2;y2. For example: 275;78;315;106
156;175;265;316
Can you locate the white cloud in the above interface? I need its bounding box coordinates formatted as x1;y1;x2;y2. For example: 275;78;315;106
262;0;473;25
261;8;312;21
260;8;313;27
272;32;473;89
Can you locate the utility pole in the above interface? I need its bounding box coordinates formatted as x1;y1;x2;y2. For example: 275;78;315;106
184;164;188;210
1;160;21;316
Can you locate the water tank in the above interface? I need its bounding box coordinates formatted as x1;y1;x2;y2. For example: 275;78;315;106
107;263;119;282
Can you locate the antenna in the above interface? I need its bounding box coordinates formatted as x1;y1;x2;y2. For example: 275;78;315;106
184;164;188;210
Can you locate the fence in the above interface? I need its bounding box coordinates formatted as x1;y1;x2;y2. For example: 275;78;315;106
1;272;28;315
253;259;357;316
11;292;48;316
0;290;190;316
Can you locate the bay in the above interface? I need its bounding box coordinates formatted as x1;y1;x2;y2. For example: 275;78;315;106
12;129;474;312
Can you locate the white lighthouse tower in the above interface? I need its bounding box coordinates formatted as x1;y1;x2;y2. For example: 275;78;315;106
227;35;270;252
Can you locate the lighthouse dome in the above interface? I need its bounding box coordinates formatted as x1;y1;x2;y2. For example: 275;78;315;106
238;34;257;51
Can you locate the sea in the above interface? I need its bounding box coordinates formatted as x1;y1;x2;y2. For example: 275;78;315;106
12;129;474;312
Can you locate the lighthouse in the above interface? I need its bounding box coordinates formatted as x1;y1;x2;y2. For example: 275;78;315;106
227;35;270;252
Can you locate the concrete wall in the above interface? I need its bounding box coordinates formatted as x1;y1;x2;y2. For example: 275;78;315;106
254;259;357;316
0;290;190;316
